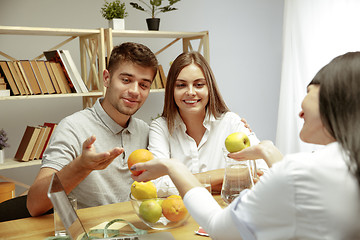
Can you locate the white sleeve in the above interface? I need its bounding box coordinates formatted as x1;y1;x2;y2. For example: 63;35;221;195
183;187;251;240
148;118;170;159
148;118;175;193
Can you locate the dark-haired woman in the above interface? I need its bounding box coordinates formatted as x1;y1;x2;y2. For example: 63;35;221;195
133;52;360;239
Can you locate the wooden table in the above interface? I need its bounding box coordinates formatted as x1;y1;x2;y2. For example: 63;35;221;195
0;195;225;239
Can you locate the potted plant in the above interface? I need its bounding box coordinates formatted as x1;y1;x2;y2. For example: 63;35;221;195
130;0;181;31
101;0;128;30
0;129;9;164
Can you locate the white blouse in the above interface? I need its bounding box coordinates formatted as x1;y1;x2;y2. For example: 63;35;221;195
148;112;267;190
183;142;360;240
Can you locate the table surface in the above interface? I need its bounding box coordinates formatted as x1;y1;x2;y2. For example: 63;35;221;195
0;194;226;240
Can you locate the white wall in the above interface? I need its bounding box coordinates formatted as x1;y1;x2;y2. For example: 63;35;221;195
0;0;284;195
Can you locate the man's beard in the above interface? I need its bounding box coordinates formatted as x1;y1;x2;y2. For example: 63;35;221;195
114;101;141;116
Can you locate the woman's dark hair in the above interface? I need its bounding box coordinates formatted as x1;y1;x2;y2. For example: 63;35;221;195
310;52;360;186
162;51;229;133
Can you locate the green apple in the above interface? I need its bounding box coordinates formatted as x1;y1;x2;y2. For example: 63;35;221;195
225;132;250;153
139;199;162;223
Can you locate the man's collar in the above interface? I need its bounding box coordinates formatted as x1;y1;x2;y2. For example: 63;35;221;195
94;98;136;134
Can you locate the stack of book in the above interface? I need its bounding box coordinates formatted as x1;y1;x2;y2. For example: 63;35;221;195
14;123;58;162
150;65;167;90
0;74;10;96
0;50;88;96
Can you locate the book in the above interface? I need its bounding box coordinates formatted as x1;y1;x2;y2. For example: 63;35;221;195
154;70;163;89
36;60;55;94
34;126;51;159
61;50;88;93
0;90;10;96
158;65;167;88
7;61;27;95
30;60;48;94
15;61;33;95
150;78;157;89
44;50;76;93
45;61;61;93
0;61;20;95
14;126;41;162
19;60;42;94
50;62;71;94
29;126;46;160
0;77;6;90
0;82;6;91
58;50;82;93
39;122;58;159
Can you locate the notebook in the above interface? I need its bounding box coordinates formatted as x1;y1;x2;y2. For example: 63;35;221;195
47;173;175;240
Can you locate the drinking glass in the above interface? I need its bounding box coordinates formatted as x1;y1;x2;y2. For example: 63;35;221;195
198;174;212;193
54;197;77;236
221;152;255;204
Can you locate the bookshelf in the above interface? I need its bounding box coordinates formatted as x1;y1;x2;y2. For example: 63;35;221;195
0;26;105;108
0;26;210;193
102;28;210;72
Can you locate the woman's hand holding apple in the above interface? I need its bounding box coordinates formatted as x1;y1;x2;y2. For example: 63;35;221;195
228;140;283;167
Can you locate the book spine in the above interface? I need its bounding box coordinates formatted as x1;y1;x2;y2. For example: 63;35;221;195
62;50;88;93
0;61;20;95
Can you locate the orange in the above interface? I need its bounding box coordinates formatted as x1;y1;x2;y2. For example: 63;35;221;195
127;149;154;176
161;195;188;222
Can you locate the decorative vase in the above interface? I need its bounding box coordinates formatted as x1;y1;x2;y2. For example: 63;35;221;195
109;18;125;30
0;149;4;164
146;18;160;31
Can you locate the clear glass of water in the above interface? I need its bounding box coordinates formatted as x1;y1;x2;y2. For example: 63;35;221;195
221;152;254;205
198;174;212;193
54;197;77;236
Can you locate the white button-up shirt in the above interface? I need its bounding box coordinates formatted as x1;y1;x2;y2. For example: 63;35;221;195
148;111;267;189
183;142;360;239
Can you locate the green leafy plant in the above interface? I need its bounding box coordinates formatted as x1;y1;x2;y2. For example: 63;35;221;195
130;0;181;18
101;0;128;20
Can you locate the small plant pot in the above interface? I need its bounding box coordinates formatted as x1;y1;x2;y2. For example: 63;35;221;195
109;18;125;30
146;18;160;31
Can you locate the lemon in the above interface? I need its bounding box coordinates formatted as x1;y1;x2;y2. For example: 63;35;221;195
131;181;157;200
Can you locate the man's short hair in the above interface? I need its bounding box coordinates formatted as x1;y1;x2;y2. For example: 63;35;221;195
107;42;158;78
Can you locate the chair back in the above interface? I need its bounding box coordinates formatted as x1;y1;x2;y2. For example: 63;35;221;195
0;195;31;222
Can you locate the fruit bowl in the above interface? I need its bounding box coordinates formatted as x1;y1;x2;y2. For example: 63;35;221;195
130;193;190;230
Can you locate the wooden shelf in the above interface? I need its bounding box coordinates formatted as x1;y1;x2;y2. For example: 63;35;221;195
102;28;210;76
110;29;208;39
0;91;103;101
0;25;106;108
0;158;42;171
150;88;165;93
0;26;209;186
0;25;100;37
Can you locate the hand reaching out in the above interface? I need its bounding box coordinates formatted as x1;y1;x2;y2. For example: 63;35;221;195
241;118;252;132
75;135;124;171
228;140;283;167
131;158;171;182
